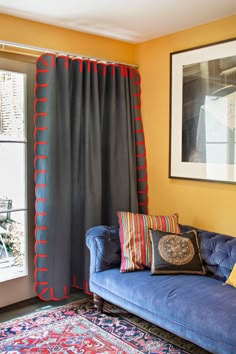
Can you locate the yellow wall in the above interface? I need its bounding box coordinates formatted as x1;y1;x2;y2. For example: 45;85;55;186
0;14;136;65
137;15;236;236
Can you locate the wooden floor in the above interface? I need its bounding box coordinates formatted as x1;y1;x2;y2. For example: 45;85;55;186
0;289;90;323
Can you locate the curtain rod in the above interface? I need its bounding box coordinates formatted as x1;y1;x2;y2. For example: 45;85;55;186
0;40;138;69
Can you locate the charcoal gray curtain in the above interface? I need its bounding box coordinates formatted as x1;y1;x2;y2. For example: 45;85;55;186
34;54;147;300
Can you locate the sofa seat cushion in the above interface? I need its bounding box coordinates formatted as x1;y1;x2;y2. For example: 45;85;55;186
90;269;236;352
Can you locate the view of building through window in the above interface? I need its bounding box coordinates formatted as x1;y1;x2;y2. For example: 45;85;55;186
0;70;27;282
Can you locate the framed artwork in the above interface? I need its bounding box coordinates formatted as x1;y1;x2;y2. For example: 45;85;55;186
169;38;236;183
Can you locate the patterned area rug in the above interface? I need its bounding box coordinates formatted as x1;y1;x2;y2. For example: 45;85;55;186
0;298;210;354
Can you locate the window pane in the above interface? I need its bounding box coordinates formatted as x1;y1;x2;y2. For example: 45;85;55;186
0;143;26;211
0;70;26;141
0;210;27;282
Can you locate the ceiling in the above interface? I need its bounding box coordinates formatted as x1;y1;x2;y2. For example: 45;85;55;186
0;0;236;43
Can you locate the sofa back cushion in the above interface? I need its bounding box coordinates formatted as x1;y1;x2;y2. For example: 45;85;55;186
86;224;236;280
180;225;236;280
199;230;236;280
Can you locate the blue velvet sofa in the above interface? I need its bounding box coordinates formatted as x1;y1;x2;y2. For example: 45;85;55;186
86;224;236;354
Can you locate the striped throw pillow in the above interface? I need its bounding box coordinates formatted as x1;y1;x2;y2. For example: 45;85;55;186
117;211;180;272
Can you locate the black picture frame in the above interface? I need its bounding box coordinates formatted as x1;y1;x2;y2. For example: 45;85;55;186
169;38;236;183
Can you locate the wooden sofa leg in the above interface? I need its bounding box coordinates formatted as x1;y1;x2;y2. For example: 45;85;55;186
93;293;104;313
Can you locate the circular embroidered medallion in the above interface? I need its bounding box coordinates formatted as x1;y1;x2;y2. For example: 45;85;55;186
158;235;194;265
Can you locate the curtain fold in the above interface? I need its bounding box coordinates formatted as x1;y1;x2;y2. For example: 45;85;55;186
34;54;148;300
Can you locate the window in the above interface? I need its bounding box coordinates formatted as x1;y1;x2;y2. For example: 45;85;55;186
0;70;27;281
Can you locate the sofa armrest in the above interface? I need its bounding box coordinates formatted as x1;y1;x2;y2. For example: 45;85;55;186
86;225;120;274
